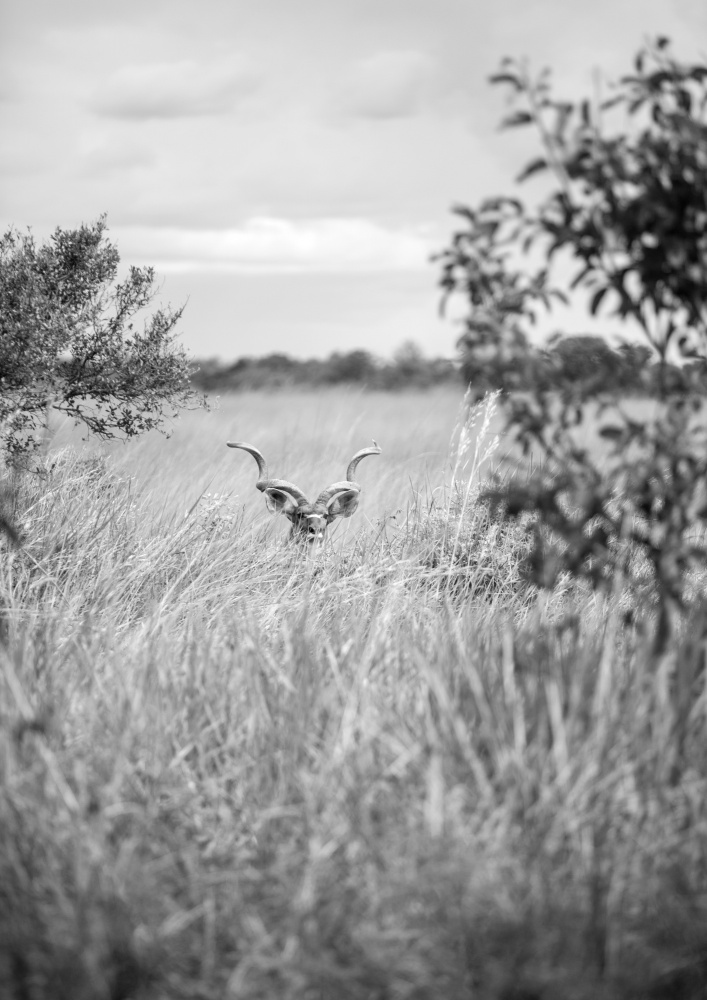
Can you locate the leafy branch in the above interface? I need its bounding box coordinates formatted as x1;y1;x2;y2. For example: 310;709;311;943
0;217;206;461
439;37;707;655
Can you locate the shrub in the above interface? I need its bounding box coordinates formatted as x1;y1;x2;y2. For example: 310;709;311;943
0;216;203;463
437;36;707;652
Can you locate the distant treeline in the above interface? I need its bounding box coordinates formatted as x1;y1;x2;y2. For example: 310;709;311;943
190;342;457;392
190;336;707;394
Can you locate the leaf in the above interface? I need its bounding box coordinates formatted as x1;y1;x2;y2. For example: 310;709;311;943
500;110;534;129
452;205;476;223
553;102;574;138
598;425;624;441
488;72;522;91
600;95;624;111
516;158;548;183
590;286;609;315
521;232;537;254
570;264;592;290
676;88;692;113
479;196;523;214
647;70;673;92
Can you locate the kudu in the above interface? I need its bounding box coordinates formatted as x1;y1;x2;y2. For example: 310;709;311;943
227;440;381;546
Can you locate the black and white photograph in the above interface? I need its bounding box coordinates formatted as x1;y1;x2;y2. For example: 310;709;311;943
1;1;706;997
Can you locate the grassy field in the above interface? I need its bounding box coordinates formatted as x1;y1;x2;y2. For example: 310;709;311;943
1;386;706;999
48;386;500;525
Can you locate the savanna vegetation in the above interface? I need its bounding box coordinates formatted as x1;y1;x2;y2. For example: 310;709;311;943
0;217;202;465
190;342;458;393
2;33;707;1000
189;335;707;396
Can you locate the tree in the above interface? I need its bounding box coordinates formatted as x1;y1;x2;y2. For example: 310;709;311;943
550;335;620;387
0;217;203;462
439;36;707;381
324;350;377;384
437;37;707;657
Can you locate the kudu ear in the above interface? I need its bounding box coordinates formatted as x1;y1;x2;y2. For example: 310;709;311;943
262;487;300;516
325;488;361;520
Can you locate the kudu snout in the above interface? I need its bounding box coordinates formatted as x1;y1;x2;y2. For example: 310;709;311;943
227;440;381;546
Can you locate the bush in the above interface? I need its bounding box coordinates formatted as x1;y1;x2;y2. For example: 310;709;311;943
0;217;203;463
437;36;707;653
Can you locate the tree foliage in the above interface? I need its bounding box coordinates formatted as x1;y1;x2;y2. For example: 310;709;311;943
439;36;707;375
0;217;202;461
438;37;707;651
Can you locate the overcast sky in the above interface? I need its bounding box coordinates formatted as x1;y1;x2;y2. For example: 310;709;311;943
2;0;705;361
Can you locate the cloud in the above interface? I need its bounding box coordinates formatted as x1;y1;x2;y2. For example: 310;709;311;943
90;58;259;119
79;135;154;175
112;218;436;273
338;50;436;119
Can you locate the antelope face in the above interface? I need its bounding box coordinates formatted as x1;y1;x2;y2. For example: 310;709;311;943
290;509;329;546
227;441;381;548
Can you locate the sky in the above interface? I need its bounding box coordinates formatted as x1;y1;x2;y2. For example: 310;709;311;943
1;0;705;362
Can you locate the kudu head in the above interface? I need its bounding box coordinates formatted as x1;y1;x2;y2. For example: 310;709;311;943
227;440;381;547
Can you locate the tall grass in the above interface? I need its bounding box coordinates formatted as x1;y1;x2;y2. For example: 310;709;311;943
1;388;706;999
